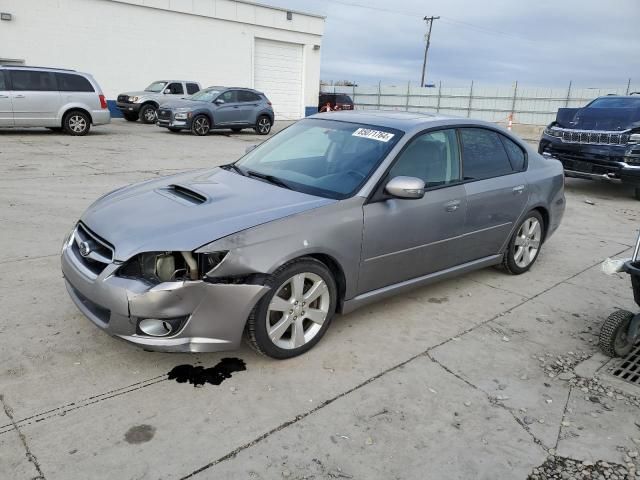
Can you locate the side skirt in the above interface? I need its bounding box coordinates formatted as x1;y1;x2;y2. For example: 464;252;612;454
341;254;503;314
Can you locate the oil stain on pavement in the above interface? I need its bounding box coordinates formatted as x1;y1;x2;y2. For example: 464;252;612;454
168;358;247;387
124;424;156;444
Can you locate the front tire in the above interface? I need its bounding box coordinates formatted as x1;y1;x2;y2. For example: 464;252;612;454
246;258;337;359
502;210;544;275
191;115;211;136
123;112;138;122
139;104;157;124
62;111;91;136
255;115;272;135
599;310;635;357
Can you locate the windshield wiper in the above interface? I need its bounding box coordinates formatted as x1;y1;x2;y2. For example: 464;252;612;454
245;170;292;190
222;163;246;176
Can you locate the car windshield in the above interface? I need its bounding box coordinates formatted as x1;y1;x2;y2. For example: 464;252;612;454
145;81;167;92
188;89;220;102
235;118;402;199
587;97;640;108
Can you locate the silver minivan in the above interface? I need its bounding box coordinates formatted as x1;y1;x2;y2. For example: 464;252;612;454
0;65;110;135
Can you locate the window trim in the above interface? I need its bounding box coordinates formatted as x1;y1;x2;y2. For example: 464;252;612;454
457;126;528;183
367;126;464;204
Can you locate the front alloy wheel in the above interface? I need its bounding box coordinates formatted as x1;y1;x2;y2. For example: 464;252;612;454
191;115;210;136
255;116;272;135
246;258;337;358
503;211;544;274
139;104;157;124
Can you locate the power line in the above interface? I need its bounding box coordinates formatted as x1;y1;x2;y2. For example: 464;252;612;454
420;16;439;86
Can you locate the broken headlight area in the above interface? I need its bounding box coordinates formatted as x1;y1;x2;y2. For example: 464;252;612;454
117;251;228;283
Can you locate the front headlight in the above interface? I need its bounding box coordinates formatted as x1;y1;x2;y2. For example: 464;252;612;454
129;96;139;102
174;112;191;120
629;133;640;144
118;251;228;283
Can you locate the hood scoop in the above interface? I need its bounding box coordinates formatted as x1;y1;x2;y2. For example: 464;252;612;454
157;184;208;205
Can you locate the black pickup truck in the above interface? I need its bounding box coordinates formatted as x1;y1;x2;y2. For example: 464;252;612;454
539;94;640;199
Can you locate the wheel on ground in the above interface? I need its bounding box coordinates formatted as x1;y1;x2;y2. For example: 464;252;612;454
254;115;272;135
62;111;91;136
168;127;181;133
139;104;157;124
634;188;640;201
599;310;635;357
246;257;337;359
191;115;210;136
231;128;242;133
123;112;138;122
502;210;544;274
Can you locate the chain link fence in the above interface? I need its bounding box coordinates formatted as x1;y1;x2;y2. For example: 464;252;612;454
323;80;638;127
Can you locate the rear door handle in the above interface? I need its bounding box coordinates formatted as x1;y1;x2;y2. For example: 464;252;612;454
444;200;461;212
512;185;525;194
13;94;25;99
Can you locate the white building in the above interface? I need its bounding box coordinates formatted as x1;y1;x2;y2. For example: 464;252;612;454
0;0;324;119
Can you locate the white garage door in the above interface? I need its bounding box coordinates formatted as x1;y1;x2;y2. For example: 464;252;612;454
254;38;303;120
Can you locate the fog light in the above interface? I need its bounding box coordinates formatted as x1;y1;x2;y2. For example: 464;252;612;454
138;319;174;336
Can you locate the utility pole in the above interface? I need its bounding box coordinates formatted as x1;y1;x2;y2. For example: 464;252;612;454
420;15;439;87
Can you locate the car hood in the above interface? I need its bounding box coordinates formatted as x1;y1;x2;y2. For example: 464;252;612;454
81;168;335;261
556;107;640;131
120;90;157;97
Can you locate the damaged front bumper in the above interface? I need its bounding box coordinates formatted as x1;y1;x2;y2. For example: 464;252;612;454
61;237;269;353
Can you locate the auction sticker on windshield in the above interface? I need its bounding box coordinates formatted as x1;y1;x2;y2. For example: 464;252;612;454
352;128;395;142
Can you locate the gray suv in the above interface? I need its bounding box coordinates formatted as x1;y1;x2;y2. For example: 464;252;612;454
116;80;201;123
0;65;110;135
156;86;275;135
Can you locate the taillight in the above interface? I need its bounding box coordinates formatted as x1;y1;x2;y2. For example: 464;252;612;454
99;94;108;109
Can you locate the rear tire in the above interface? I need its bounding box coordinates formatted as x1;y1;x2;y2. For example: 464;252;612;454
62;110;91;136
191;115;210;136
246;257;337;359
123;112;138;122
599;310;635;357
502;210;544;275
139;104;157;124
254;115;272;135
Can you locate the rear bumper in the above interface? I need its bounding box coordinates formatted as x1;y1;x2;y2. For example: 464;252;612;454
61;232;269;353
92;110;111;126
539;135;640;187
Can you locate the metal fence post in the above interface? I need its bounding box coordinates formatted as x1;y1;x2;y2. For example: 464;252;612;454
510;80;518;120
405;81;410;111
627;78;631;95
564;80;572;107
467;80;474;118
436;81;442;113
353;84;356;108
377;81;381;109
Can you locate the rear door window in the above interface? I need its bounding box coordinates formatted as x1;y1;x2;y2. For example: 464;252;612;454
186;83;199;95
56;73;94;92
166;82;184;94
9;70;57;91
237;90;260;102
499;134;526;171
459;128;514;180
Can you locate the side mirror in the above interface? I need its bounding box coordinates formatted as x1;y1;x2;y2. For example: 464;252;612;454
163;88;171;94
245;144;258;154
214;99;225;105
385;176;425;199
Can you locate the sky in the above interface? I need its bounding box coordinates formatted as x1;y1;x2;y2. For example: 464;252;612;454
255;0;640;89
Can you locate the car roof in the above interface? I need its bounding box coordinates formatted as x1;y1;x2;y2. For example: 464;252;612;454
155;80;199;83
204;86;264;94
310;110;498;132
1;65;76;73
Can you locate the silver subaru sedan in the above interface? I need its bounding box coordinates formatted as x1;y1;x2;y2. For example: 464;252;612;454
61;111;565;358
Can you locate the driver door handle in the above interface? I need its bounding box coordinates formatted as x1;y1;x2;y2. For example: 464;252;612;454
444;200;461;212
513;185;525;194
13;94;25;99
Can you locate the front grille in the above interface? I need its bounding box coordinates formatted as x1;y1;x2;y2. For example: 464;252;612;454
157;109;172;120
554;154;620;176
550;128;630;145
72;223;114;275
117;94;130;103
69;284;110;326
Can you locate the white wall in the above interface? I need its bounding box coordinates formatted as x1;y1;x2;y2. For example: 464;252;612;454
0;0;323;114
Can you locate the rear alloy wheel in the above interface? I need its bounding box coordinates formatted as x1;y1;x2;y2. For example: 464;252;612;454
123;112;138;122
63;111;91;136
255;115;272;135
191;115;210;136
246;258;337;359
139;104;157;124
503;211;544;274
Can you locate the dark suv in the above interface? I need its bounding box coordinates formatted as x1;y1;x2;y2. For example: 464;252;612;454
539;95;640;199
318;93;354;112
